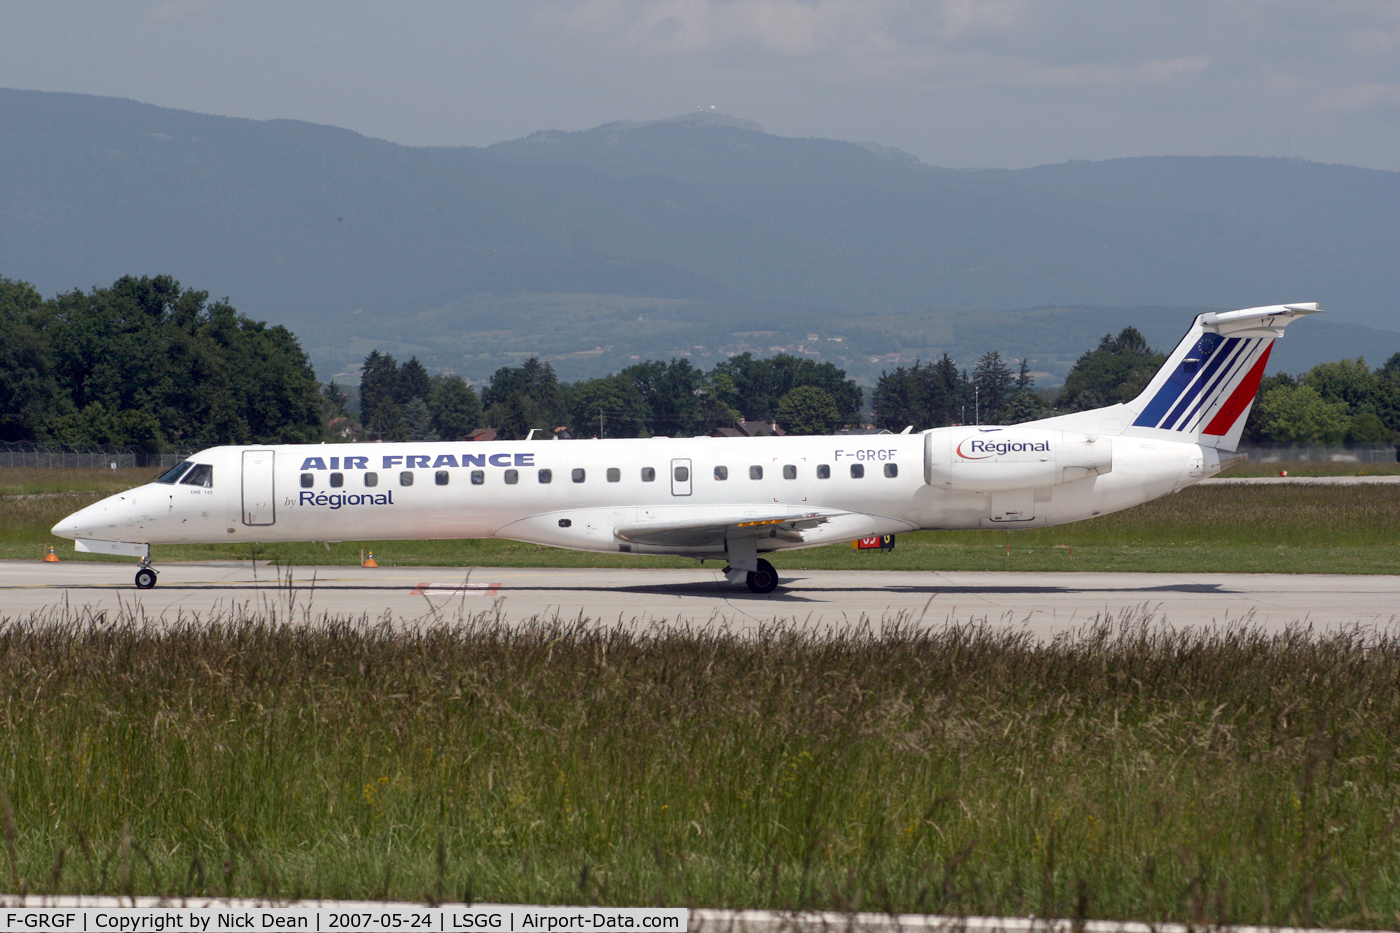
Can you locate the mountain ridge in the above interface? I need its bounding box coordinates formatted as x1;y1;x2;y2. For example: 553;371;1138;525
2;88;1396;384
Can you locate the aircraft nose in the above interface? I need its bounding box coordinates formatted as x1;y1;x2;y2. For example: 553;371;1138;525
52;493;148;541
53;500;100;540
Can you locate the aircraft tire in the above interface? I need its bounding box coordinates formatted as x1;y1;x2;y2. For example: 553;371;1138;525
746;559;779;594
135;568;157;589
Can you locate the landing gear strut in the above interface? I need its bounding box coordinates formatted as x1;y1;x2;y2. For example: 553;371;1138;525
134;554;158;589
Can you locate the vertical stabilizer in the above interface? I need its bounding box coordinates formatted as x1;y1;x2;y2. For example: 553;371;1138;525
1027;303;1321;451
1122;303;1320;450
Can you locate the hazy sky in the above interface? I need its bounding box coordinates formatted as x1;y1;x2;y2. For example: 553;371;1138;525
3;0;1399;171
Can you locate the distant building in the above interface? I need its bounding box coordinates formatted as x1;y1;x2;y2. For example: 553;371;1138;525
465;428;498;442
711;420;786;438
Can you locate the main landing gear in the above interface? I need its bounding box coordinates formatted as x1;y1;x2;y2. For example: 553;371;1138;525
723;558;779;594
135;555;158;589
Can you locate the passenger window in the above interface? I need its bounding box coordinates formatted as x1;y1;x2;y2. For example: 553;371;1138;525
817;464;830;479
435;470;449;486
154;462;193;484
641;467;655;482
300;473;314;488
884;463;898;478
329;472;343;488
674;465;690;482
400;471;414;486
714;465;728;480
364;472;378;488
572;468;586;483
180;463;214;487
607;468;621;483
782;464;797;480
472;470;486;485
850;464;865;478
749;465;763;480
539;469;553;484
504;469;518;485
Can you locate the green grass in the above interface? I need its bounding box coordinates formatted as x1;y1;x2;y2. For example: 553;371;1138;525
1218;459;1400;477
2;610;1399;926
9;472;1400;573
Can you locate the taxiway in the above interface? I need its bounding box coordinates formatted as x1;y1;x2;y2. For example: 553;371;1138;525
3;561;1395;636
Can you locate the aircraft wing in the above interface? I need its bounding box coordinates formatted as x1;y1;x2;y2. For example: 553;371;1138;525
612;511;838;549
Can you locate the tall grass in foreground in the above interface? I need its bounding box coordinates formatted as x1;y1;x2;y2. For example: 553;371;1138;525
2;608;1399;925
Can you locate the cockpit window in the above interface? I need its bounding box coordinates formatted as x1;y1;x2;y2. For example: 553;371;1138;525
154;462;193;484
179;463;214;487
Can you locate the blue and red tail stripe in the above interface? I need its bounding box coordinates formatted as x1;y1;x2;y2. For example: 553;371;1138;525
1131;336;1270;434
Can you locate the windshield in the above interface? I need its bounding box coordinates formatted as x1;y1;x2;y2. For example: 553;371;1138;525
179;463;214;487
154;461;193;484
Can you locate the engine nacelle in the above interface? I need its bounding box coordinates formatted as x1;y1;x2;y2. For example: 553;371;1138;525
924;426;1113;492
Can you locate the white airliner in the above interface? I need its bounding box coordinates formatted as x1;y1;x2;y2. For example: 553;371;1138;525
53;304;1318;592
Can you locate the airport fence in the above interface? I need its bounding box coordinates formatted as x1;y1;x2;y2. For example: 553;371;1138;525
0;441;193;470
1236;443;1399;463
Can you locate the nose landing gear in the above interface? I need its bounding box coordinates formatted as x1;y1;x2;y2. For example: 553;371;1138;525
135;553;158;589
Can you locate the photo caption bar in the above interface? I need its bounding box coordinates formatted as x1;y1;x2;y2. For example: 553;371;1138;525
0;907;688;932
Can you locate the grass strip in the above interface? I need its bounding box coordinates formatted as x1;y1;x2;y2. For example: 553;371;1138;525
1;608;1399;926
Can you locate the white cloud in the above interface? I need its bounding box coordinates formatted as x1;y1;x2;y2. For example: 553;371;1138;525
536;0;1210;89
1309;81;1400;112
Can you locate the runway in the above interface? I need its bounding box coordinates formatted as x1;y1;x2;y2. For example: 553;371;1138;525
4;560;1397;636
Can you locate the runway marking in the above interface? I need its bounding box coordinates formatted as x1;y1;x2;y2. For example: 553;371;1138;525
411;581;501;596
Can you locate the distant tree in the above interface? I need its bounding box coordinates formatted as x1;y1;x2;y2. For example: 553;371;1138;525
359;350;399;435
403;396;440;442
569;375;648;438
776;385;841;435
870;364;923;432
1254;385;1349;444
1001;358;1047;424
1057;327;1164;413
710;353;861;425
973;351;1015;423
50;402;164;449
492;392;546;441
1346;411;1393;444
428;375;481;440
1302;358;1377;414
398;356;433;407
369;398;408;443
0;277;59;442
483;357;566;437
34;274;320;448
926;354;967;426
322;382;349;420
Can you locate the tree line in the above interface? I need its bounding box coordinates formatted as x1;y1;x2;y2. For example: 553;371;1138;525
0;275;323;449
355;352;864;441
869;324;1400;444
6;272;1392;449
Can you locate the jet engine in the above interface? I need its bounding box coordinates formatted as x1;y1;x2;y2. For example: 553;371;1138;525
924;427;1113;492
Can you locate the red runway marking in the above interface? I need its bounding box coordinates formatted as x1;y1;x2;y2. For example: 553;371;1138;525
411;582;502;596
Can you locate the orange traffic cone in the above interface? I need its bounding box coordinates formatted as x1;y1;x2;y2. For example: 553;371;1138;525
362;551;378;568
44;545;60;562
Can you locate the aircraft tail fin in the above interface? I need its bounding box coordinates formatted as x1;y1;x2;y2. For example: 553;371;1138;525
1121;303;1320;451
1030;303;1320;452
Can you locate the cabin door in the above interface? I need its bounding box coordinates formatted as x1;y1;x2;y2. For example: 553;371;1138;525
670;458;692;497
241;450;276;526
